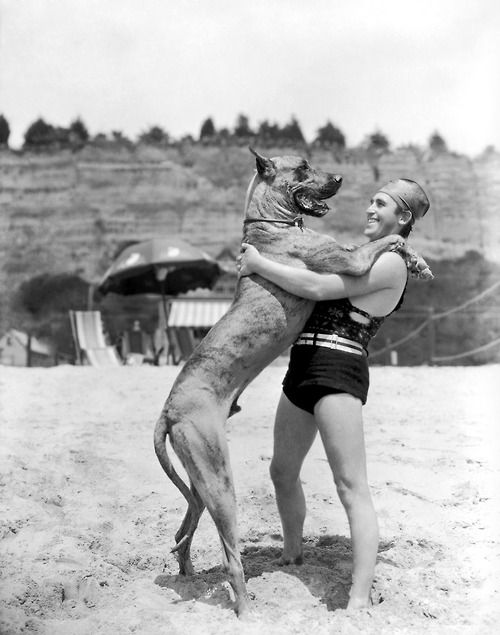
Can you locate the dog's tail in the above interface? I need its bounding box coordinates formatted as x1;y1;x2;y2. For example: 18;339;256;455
153;413;194;506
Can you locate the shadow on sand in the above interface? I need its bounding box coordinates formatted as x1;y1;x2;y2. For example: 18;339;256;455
154;534;391;612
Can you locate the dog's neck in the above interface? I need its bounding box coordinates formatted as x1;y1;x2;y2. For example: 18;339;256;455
243;172;304;229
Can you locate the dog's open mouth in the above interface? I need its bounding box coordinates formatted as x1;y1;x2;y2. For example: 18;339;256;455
294;191;330;216
294;178;342;217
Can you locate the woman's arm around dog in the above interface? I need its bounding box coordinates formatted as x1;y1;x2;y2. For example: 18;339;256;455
238;243;406;301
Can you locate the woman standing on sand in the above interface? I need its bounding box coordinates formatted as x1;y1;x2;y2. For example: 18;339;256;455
238;178;430;609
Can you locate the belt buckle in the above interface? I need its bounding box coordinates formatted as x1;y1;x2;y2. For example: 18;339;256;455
329;333;339;349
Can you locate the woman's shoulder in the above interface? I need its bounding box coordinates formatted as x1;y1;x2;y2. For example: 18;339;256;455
374;250;408;270
371;250;407;284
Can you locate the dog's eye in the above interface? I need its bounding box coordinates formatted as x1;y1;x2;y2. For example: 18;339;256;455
294;162;310;181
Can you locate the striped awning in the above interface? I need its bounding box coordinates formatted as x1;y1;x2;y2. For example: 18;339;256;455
166;299;232;327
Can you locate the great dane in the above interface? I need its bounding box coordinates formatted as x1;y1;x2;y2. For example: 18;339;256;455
154;148;430;615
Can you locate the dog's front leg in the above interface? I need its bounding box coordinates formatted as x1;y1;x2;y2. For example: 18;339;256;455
399;245;434;279
302;233;403;276
341;234;404;275
345;239;434;278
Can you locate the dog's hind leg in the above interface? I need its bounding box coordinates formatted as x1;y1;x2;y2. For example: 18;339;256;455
217;518;249;616
154;412;205;574
170;419;250;615
172;484;205;575
205;488;249;615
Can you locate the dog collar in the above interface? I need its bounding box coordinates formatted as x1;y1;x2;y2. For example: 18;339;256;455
243;216;304;230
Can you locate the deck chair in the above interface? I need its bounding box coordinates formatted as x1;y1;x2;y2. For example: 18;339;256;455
165;326;197;365
120;325;156;365
69;310;122;367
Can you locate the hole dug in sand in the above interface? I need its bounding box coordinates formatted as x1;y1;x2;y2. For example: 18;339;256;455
154;536;354;614
241;541;352;612
154;570;234;610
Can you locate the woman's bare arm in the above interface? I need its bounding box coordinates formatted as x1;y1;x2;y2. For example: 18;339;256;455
238;243;406;301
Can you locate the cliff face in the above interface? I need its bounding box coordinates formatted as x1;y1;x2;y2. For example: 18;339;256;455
1;145;499;331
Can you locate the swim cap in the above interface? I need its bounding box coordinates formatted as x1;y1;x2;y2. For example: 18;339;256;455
379;179;430;219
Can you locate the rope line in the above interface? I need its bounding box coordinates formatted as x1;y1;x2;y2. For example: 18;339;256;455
370;318;432;358
431;336;500;362
370;278;500;359
431;279;500;320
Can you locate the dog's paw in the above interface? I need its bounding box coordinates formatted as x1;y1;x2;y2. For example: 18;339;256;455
406;255;434;280
418;266;434;280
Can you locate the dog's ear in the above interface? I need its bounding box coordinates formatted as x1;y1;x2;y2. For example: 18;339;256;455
249;147;276;180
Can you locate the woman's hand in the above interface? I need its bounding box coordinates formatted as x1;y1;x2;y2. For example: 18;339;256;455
237;243;261;277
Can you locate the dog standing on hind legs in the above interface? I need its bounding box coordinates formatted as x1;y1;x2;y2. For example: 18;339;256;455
154;148;431;616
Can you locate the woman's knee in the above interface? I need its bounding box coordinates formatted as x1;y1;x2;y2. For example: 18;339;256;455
334;473;370;509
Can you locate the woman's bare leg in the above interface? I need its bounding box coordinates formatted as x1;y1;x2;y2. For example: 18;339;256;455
270;392;317;564
314;393;378;609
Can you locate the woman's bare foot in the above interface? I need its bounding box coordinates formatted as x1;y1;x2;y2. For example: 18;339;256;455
346;594;372;610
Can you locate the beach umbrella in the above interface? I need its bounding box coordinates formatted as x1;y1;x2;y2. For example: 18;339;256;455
98;237;222;323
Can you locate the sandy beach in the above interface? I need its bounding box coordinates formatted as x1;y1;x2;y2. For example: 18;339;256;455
1;364;499;634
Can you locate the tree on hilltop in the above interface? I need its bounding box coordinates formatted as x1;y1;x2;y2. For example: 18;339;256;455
200;117;216;143
112;130;126;142
0;114;10;146
23;117;89;150
315;121;346;150
281;116;305;146
53;127;71;146
69;118;89;145
92;132;108;145
367;129;390;153
255;117;305;148
233;114;254;140
256;120;281;147
24;118;57;149
111;130;133;149
217;127;231;145
429;131;448;153
139;125;169;146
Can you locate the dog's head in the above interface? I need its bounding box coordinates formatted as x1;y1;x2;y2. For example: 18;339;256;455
249;147;342;218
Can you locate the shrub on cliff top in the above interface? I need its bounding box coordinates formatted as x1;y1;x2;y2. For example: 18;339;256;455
0;114;10;145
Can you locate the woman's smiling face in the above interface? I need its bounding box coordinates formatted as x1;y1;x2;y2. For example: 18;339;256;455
363;192;403;241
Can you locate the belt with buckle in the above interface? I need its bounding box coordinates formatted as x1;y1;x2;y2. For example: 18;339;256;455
294;332;365;356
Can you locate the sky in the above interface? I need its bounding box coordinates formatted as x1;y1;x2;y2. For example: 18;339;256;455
1;0;499;156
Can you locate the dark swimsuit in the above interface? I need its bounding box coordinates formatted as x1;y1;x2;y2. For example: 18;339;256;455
282;284;407;414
